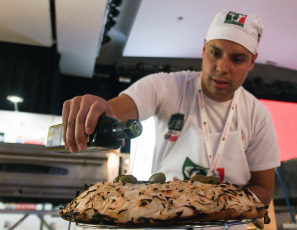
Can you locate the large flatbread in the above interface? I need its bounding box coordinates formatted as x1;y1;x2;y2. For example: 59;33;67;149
59;180;268;227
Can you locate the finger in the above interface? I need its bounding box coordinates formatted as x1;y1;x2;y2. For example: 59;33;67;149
66;96;82;153
75;96;94;150
85;97;109;135
62;100;71;149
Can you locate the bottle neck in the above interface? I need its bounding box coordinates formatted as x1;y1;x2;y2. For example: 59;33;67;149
113;122;129;139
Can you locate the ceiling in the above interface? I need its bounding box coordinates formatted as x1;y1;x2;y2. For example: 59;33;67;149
1;0;297;78
123;0;297;72
0;0;108;78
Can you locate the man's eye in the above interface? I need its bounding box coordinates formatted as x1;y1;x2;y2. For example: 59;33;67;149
232;57;245;63
210;50;220;57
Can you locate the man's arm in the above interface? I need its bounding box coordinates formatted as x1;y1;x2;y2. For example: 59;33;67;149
109;94;139;121
62;94;138;153
248;168;276;205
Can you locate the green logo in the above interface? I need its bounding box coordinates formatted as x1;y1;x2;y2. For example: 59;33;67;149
182;157;208;180
224;11;247;27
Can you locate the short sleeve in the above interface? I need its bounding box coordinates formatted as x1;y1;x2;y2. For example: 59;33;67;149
120;73;168;121
246;105;281;171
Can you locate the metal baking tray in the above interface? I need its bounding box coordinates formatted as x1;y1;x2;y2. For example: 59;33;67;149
69;219;254;229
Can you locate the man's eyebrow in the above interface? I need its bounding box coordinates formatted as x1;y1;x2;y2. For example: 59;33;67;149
209;45;249;58
209;45;222;51
232;53;249;58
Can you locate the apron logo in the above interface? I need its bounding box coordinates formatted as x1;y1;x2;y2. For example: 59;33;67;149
164;113;185;142
182;157;225;182
224;11;247;27
182;157;208;180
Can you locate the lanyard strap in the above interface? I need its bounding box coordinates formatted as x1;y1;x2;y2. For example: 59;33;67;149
197;77;241;176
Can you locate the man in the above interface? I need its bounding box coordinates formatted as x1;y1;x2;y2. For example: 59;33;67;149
62;9;280;212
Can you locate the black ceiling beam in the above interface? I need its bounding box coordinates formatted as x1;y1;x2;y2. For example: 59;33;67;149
49;0;57;43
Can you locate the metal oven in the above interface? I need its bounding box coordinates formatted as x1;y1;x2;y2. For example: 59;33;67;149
0;142;115;204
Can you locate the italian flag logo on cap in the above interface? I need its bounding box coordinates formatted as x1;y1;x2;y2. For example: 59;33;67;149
224;11;247;27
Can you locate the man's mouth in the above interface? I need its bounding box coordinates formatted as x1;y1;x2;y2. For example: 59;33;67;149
212;78;230;88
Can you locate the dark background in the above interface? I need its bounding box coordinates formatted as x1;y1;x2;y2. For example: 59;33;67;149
1;41;297;116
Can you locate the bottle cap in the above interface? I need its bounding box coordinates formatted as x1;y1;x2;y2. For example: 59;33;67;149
124;120;143;138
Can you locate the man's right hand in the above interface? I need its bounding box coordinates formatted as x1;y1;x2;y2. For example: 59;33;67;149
62;94;116;153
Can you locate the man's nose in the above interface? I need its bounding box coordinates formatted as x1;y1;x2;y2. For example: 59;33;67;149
216;57;230;73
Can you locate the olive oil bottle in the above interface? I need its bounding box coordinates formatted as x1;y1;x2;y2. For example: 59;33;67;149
46;115;142;152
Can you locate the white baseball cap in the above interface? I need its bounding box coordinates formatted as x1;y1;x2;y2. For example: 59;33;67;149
206;9;263;54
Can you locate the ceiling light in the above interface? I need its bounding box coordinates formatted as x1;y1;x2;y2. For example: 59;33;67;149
7;96;24;103
109;7;120;17
7;95;24;111
110;0;122;7
118;76;131;83
102;34;111;45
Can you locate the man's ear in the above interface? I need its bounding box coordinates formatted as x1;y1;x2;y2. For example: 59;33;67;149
202;39;207;56
203;39;207;49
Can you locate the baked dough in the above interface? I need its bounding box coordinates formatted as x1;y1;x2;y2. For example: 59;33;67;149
60;180;268;227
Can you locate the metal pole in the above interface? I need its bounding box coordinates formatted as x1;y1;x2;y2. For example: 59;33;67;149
276;167;296;224
37;215;53;230
8;214;29;230
14;102;18;112
224;223;228;230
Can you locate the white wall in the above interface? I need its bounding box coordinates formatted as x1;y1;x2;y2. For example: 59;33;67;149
0;110;61;145
130;117;155;181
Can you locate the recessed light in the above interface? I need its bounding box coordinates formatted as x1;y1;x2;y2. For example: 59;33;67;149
7;96;24;103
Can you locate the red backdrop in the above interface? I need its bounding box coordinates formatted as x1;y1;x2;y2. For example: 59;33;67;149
259;99;297;162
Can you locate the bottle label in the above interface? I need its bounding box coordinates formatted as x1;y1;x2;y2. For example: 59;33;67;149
46;124;64;147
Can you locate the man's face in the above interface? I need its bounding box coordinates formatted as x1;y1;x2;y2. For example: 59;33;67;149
201;39;257;102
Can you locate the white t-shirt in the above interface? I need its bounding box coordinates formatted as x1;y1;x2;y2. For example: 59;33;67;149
121;71;280;185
